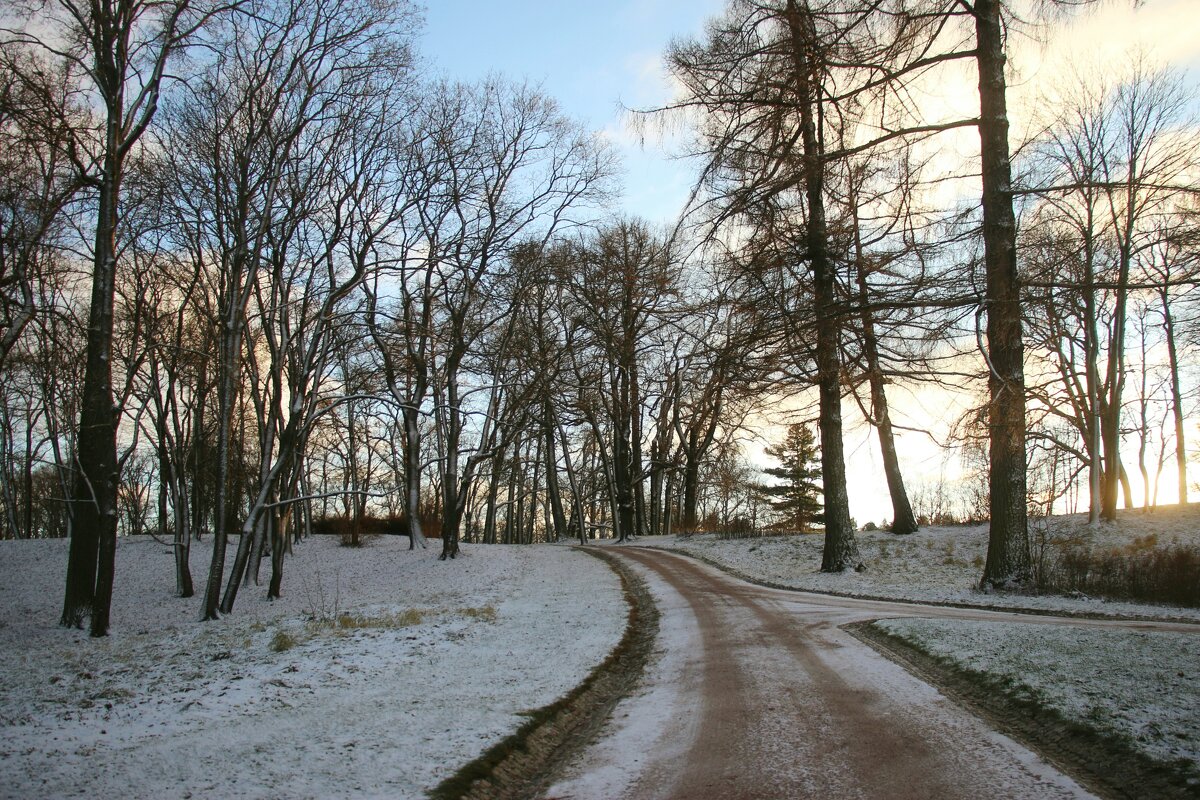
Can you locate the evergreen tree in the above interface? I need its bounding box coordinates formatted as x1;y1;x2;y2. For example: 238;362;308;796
758;424;823;531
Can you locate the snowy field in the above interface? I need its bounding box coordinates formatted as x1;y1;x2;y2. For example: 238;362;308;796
0;535;625;799
646;503;1200;620
874;618;1200;776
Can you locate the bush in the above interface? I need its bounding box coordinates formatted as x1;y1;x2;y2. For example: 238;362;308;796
714;527;812;540
312;513;415;547
1037;540;1200;608
270;630;298;652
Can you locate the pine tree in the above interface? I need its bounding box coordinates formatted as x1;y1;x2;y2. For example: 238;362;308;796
758;424;823;531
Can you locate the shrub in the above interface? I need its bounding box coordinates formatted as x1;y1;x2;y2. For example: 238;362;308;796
714;527;812;540
270;630;298;652
312;513;434;547
1037;540;1200;608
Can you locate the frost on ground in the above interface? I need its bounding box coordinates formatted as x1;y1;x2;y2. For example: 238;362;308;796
647;503;1200;620
873;617;1200;779
0;535;625;799
641;505;1200;785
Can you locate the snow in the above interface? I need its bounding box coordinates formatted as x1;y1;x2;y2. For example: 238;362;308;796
874;617;1200;771
0;535;625;799
4;505;1198;797
634;506;1200;783
545;556;705;800
644;503;1200;621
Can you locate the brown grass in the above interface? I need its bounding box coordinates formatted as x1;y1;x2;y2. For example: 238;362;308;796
1037;539;1200;608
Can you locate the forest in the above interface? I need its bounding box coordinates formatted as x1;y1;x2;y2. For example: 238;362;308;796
1;0;1197;635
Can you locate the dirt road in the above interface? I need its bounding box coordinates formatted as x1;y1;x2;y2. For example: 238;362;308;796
545;547;1198;800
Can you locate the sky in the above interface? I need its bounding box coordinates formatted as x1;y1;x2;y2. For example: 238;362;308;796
421;0;724;224
421;0;1200;226
420;0;1200;526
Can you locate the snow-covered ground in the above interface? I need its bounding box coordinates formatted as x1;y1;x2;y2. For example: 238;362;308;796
874;617;1200;772
4;506;1197;798
638;505;1200;783
645;503;1200;620
0;535;625;799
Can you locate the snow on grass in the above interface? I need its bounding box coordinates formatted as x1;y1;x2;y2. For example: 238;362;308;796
873;617;1200;775
646;503;1200;620
0;535;625;799
641;506;1200;783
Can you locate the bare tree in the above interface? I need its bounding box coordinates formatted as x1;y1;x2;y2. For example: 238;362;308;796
664;0;869;569
153;0;417;617
5;0;236;634
1022;63;1197;522
0;51;82;367
558;220;678;542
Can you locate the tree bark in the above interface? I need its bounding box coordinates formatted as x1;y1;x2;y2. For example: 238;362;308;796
62;149;121;635
402;405;427;548
1162;291;1188;504
543;401;569;541
974;0;1030;589
783;0;859;572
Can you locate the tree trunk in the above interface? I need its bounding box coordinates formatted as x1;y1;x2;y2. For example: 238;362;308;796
680;445;701;532
629;364;647;539
1119;461;1133;510
974;0;1030;589
850;194;917;536
613;424;635;542
543;401;568;540
526;438;541;543
173;483;193;598
23;422;35;539
439;377;462;559
783;0;859;572
203;292;246;620
1082;210;1102;525
440;475;462;559
268;512;284;600
402;406;427;548
483;458;500;545
62;160;121;635
556;419;586;545
1162;292;1188;504
504;443;522;544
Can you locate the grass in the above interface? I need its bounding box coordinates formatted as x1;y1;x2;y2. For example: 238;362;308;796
270;630;298;652
267;605;498;652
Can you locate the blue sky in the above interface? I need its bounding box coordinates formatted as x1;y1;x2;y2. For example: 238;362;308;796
420;0;1200;227
419;0;1200;526
420;0;725;225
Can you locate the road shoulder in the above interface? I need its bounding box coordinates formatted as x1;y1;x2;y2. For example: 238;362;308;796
846;620;1200;800
430;547;659;800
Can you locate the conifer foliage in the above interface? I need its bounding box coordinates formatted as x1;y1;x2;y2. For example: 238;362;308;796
758;424;823;531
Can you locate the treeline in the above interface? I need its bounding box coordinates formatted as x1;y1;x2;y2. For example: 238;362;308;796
0;0;777;634
1;0;1197;634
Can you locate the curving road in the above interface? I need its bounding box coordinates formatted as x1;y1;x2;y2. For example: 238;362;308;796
545;547;1199;800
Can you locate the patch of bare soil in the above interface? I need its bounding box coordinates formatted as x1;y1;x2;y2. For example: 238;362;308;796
846;621;1200;800
429;548;658;800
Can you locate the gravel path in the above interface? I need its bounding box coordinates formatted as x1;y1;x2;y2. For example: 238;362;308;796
546;547;1200;800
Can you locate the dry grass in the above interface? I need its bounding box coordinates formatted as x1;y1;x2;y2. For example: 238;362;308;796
270;605;499;652
1036;537;1200;608
270;630;298;652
